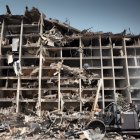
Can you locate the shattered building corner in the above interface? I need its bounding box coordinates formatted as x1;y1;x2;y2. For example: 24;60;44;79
0;6;140;139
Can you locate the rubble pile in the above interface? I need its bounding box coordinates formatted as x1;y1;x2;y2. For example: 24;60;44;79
0;112;139;139
0;112;105;140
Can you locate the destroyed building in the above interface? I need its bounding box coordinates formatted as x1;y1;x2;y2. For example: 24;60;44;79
0;7;140;116
1;6;140;139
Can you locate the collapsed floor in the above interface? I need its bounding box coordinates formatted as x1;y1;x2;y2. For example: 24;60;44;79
0;6;140;139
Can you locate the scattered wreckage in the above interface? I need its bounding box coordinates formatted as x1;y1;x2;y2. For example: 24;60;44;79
0;95;140;140
0;5;140;140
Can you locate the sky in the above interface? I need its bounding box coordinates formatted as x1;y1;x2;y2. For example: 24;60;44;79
0;0;140;34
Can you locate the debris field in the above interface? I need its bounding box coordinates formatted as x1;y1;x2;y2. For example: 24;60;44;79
0;6;140;140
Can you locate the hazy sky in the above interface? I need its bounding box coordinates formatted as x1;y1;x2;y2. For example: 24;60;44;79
0;0;140;34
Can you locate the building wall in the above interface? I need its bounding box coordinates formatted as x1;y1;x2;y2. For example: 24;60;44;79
0;16;140;115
